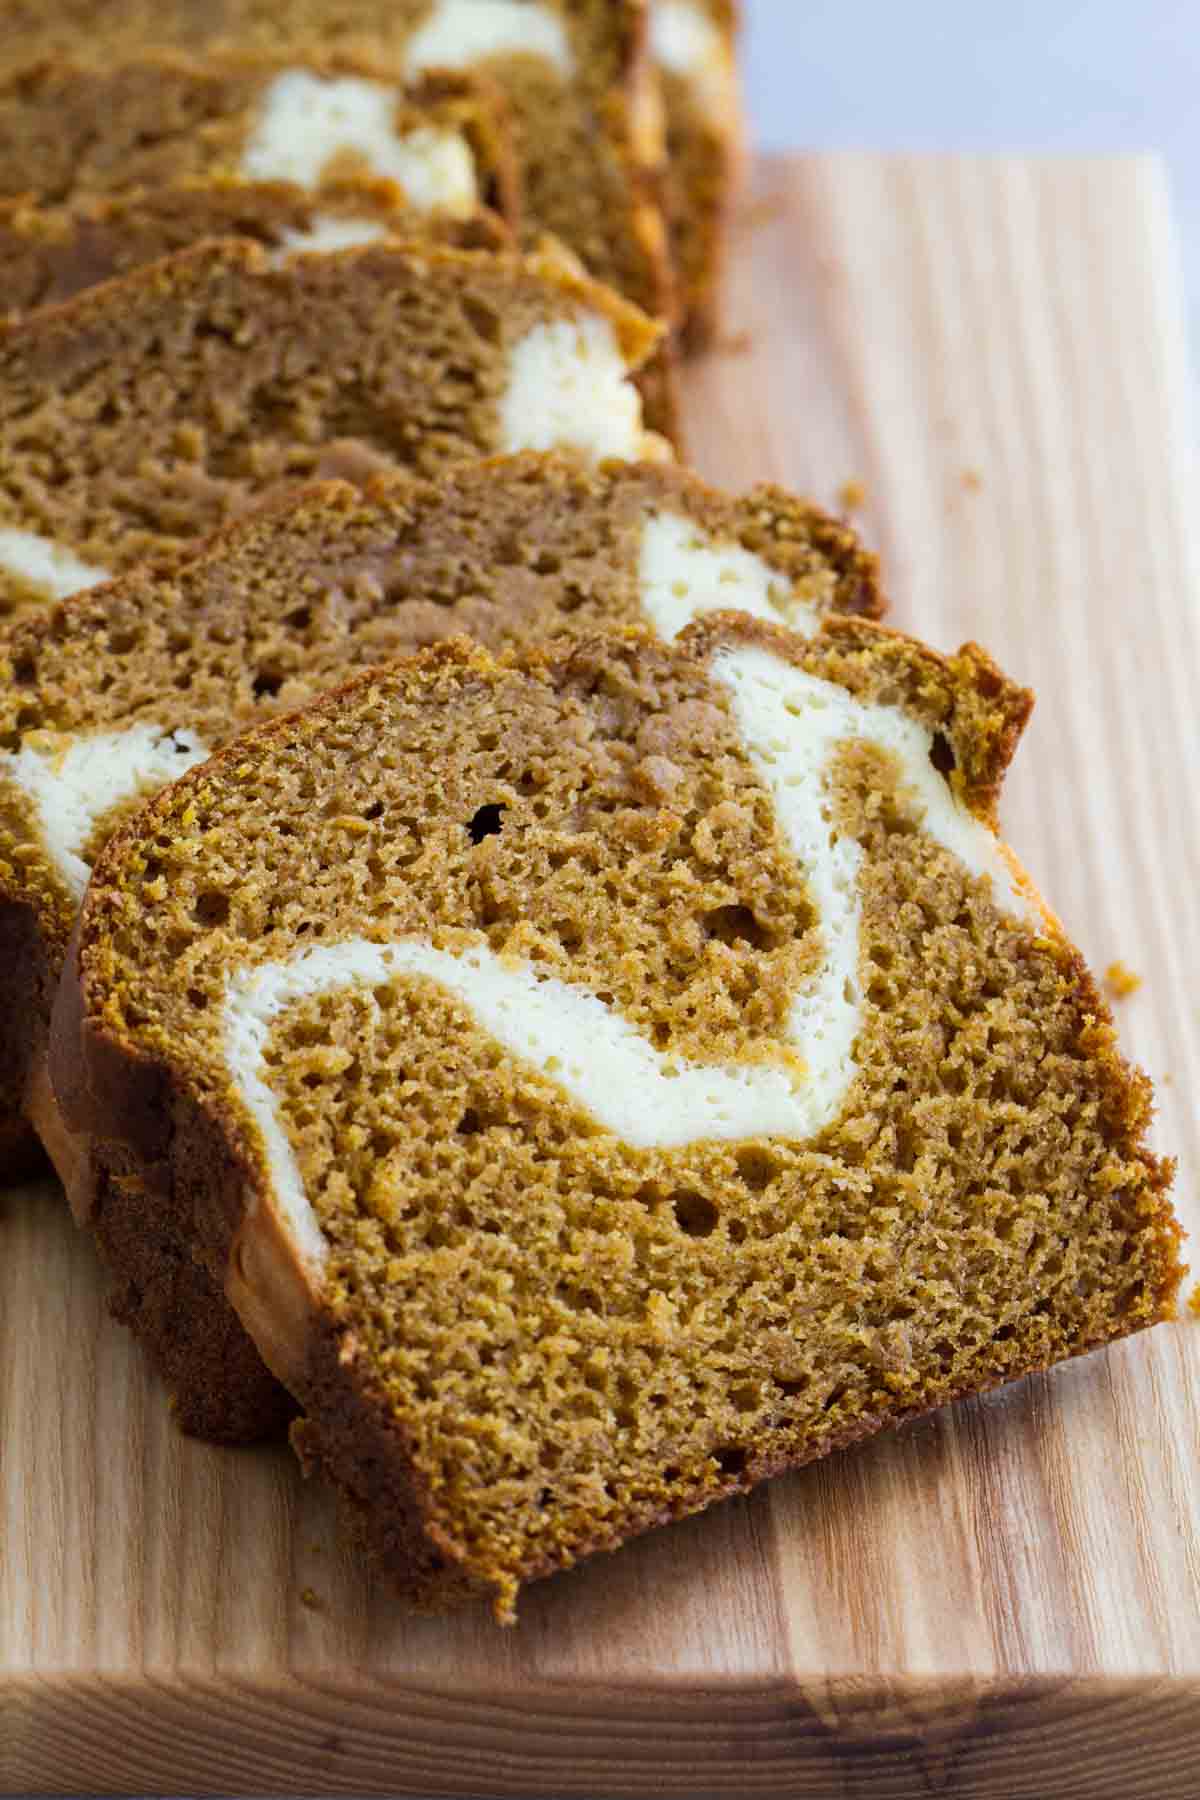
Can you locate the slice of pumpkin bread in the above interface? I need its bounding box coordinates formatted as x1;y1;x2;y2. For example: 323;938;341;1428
0;234;663;624
651;0;743;346
0;1;673;330
0;178;510;325
0;450;881;1400
0;56;519;228
52;614;1183;1613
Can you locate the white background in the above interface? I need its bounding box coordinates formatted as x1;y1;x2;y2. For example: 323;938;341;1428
743;0;1200;344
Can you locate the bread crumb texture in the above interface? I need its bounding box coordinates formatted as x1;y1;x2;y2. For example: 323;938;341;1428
0;58;513;220
0;1;672;323
0;456;877;977
78;620;1183;1619
0;239;659;621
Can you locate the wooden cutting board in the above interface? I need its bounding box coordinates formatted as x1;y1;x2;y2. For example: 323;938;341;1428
3;155;1200;1799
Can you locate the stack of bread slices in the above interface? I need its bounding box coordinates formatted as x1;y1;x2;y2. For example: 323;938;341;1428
0;0;1183;1623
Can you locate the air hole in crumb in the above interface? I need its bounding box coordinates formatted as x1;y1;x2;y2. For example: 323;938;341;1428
703;904;775;950
284;605;312;630
12;656;35;685
364;800;384;820
731;1383;760;1414
467;803;505;844
533;549;561;575
930;732;956;777
461;296;502;344
253;668;284;700
728;1218;748;1245
457;1107;481;1136
715;1446;747;1478
736;1147;778;1191
186;988;208;1010
194;890;230;927
554;918;583;952
663;1465;681;1483
775;1375;810;1398
673;1191;718;1237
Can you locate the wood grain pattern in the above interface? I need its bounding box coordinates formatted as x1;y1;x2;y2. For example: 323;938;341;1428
3;154;1200;1797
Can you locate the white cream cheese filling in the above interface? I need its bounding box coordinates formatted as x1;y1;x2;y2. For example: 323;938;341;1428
406;0;573;79
241;72;479;215
0;530;110;603
2;723;209;900
639;511;817;640
501;314;648;461
223;643;1033;1267
651;0;739;127
270;215;392;267
712;644;1034;1127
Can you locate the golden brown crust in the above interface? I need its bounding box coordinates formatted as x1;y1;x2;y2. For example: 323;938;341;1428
53;618;1183;1616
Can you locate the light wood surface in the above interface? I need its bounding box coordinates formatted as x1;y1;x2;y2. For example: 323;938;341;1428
4;154;1200;1798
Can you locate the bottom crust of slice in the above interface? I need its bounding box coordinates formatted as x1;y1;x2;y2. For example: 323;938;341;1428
0;898;57;1183
43;930;293;1441
94;1160;296;1444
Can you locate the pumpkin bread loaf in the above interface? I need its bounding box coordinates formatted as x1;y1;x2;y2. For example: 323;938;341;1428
651;0;743;345
0;59;518;324
0;178;510;325
0;235;663;625
0;1;674;330
51;615;1184;1617
0;449;881;1383
0;56;518;224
